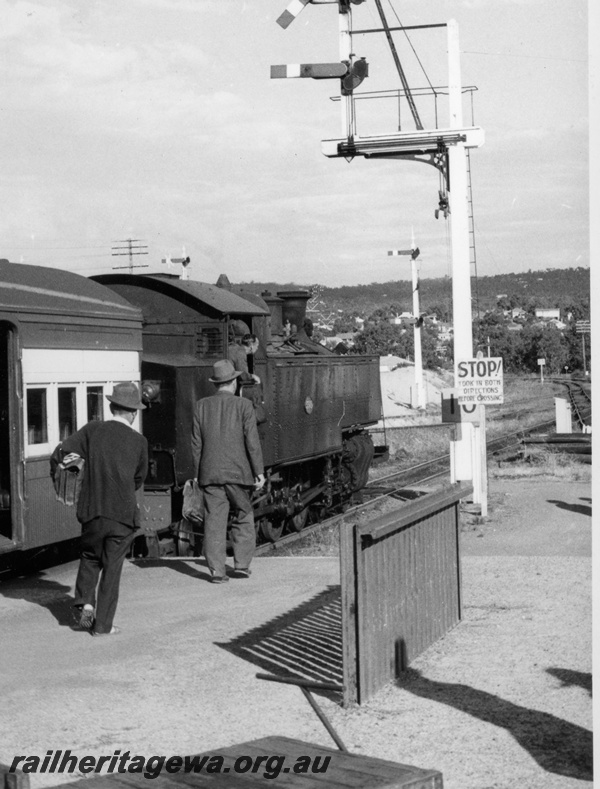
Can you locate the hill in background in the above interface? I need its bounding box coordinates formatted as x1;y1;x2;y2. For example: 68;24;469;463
241;267;590;319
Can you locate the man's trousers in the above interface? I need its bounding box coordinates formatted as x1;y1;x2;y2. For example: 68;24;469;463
202;484;255;578
73;516;135;633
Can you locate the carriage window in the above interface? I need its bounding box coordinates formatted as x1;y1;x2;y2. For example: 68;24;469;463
27;388;48;445
58;387;77;440
87;386;104;422
196;327;223;358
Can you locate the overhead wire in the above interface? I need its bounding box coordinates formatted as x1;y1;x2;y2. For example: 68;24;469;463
384;0;437;95
1;244;111;251
463;50;585;63
370;0;423;129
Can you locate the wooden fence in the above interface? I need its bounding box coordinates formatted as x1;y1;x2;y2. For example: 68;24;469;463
340;483;472;706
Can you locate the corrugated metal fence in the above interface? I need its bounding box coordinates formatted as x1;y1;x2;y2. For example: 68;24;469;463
340;483;472;706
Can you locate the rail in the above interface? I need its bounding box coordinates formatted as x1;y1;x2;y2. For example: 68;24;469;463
257;401;592;557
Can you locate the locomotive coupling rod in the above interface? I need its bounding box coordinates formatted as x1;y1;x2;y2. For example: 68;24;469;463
256;673;348;753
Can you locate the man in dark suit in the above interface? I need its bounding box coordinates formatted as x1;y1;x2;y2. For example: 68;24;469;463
192;359;265;584
61;382;148;635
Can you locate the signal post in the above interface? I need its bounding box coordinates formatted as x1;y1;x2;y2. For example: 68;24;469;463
271;2;487;509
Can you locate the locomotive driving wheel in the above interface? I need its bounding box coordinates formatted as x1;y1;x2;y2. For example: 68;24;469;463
287;508;308;533
259;517;284;543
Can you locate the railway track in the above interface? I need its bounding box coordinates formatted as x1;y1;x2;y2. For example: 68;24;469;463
2;378;591;572
255;402;592;556
547;377;592;430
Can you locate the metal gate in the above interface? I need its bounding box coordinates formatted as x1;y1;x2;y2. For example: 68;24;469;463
340;484;472;706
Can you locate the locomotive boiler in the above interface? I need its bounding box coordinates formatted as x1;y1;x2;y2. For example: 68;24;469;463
94;272;383;550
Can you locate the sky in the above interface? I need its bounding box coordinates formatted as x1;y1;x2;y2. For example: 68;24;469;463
0;0;591;287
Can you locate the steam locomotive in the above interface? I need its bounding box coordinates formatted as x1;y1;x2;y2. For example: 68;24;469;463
0;259;383;559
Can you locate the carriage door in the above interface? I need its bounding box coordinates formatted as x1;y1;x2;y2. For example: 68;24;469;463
0;322;17;544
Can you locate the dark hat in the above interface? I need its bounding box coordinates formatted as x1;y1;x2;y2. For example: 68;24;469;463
209;359;242;384
106;382;146;410
232;319;250;337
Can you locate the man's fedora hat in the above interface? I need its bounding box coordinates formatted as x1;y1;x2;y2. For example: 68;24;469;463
106;382;146;410
209;359;242;384
231;319;250;338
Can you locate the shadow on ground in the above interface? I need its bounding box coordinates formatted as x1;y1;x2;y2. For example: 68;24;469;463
0;574;76;628
547;499;592;517
131;557;211;581
397;668;593;782
218;585;343;695
546;667;592;697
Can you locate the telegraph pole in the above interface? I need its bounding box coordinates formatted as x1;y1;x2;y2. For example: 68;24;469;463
576;320;591;375
111;239;149;273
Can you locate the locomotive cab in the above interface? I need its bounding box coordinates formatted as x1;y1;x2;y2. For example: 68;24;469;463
94;272;383;550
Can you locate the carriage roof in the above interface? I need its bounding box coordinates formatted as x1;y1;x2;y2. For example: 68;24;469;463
0;260;141;322
94;273;269;317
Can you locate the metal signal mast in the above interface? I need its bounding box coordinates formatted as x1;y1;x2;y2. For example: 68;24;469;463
388;237;425;409
271;0;488;512
272;0;370;140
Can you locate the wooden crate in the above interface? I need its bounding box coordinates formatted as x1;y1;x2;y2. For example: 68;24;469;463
50;737;442;788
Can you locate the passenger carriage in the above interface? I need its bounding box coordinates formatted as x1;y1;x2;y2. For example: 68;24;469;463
0;260;143;555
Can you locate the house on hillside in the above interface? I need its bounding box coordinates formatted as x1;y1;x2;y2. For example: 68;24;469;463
389;312;414;326
535;308;560;321
512;307;527;320
547;317;566;330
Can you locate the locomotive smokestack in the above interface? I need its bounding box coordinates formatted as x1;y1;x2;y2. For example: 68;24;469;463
277;290;310;335
261;291;284;338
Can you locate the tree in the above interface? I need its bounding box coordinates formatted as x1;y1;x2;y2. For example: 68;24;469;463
429;301;452;322
367;307;392;323
352;322;406;355
520;324;568;374
474;322;524;373
353;321;441;369
332;313;358;333
563;323;591;373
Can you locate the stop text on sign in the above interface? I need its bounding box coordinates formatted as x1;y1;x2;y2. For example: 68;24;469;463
455;357;504;404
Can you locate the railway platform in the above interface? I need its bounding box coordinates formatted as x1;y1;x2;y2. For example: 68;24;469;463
0;475;592;789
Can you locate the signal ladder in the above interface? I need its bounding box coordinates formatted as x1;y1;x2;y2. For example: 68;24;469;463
466;150;480;319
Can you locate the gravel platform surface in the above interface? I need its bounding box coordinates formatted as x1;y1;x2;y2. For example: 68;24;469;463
0;478;592;788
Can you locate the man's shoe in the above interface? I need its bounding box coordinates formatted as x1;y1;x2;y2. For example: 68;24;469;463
211;575;230;584
235;568;252;578
92;626;121;636
79;606;95;630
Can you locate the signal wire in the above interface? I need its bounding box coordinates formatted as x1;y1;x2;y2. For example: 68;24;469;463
385;0;437;96
372;0;423;129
